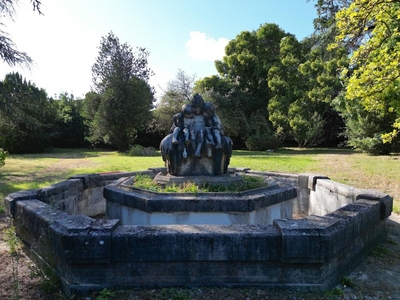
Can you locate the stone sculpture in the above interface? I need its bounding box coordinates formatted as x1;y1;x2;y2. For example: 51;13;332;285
160;94;232;176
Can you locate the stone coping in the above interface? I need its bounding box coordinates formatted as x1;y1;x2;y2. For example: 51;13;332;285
106;174;296;213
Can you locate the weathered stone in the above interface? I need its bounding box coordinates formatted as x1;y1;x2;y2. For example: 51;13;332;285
3;169;393;295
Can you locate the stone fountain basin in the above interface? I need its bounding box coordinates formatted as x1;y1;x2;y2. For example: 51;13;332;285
3;167;393;295
105;173;297;226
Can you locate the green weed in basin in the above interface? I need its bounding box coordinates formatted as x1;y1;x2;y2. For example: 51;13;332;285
131;174;267;193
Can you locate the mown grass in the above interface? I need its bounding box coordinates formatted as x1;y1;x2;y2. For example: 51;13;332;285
0;147;399;299
0;147;399;213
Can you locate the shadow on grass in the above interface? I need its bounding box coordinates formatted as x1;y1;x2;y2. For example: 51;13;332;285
0;170;74;200
233;147;355;156
7;148;117;160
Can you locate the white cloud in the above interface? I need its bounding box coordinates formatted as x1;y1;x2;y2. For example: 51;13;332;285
185;31;228;62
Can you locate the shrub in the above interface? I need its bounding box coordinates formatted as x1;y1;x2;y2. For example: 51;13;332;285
127;145;158;156
245;133;281;151
0;148;8;167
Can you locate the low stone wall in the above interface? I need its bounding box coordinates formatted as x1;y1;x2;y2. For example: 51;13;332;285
3;168;393;295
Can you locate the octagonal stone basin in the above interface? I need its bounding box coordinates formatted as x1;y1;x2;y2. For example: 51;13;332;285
3;167;393;296
105;173;297;226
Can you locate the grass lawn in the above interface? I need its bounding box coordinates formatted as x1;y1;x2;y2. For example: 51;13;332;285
0;147;399;300
0;147;399;213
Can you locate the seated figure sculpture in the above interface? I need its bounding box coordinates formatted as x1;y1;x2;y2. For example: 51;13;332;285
160;94;232;176
203;102;222;149
171;104;192;159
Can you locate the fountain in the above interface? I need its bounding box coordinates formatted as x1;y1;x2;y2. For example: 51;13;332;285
3;94;393;296
106;94;296;226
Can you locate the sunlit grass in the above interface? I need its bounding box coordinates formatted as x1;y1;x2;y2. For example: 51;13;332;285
231;149;317;173
1;147;399;212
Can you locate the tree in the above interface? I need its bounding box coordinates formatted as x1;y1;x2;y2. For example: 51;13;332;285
267;35;332;147
151;69;196;134
207;23;289;149
331;0;400;148
87;32;155;151
215;23;289;117
310;0;352;55
0;0;42;67
0;72;55;153
51;93;86;148
194;76;250;142
194;75;282;150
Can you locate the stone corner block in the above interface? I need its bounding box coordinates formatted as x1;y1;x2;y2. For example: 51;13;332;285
69;173;101;189
51;215;120;263
298;174;330;191
355;189;393;220
274;218;326;263
4;189;38;217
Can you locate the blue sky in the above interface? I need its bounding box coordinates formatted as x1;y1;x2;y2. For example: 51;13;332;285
0;0;317;99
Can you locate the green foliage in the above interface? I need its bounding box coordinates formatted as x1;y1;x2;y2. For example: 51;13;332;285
194;79;251;143
332;93;396;155
370;245;389;258
216;23;288;101
0;147;8;167
340;276;355;288
245;133;281;151
127;145;157;156
332;0;400;144
132;174;267;193
151;69;195;134
267;35;345;147
96;288;115;300
51;93;86;148
86;32;155;151
213;23;290;144
0;72;56;153
132;174;160;191
324;287;344;298
4;226;21;299
0;0;42;68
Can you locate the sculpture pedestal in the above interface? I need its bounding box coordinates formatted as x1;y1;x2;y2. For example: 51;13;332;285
177;156;213;176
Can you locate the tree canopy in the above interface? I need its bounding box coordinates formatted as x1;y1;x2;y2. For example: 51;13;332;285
151;69;196;134
215;23;289;117
0;72;55;153
86;32;155;151
0;0;42;68
331;0;400;143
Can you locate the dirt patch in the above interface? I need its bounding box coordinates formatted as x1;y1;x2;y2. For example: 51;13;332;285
1;211;400;300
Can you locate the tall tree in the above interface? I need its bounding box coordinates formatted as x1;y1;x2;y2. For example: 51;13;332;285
87;32;155;151
268;35;338;147
209;23;289;149
215;23;289;117
194;76;250;142
310;0;352;55
151;69;196;134
0;0;42;67
0;72;55;153
331;0;400;152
